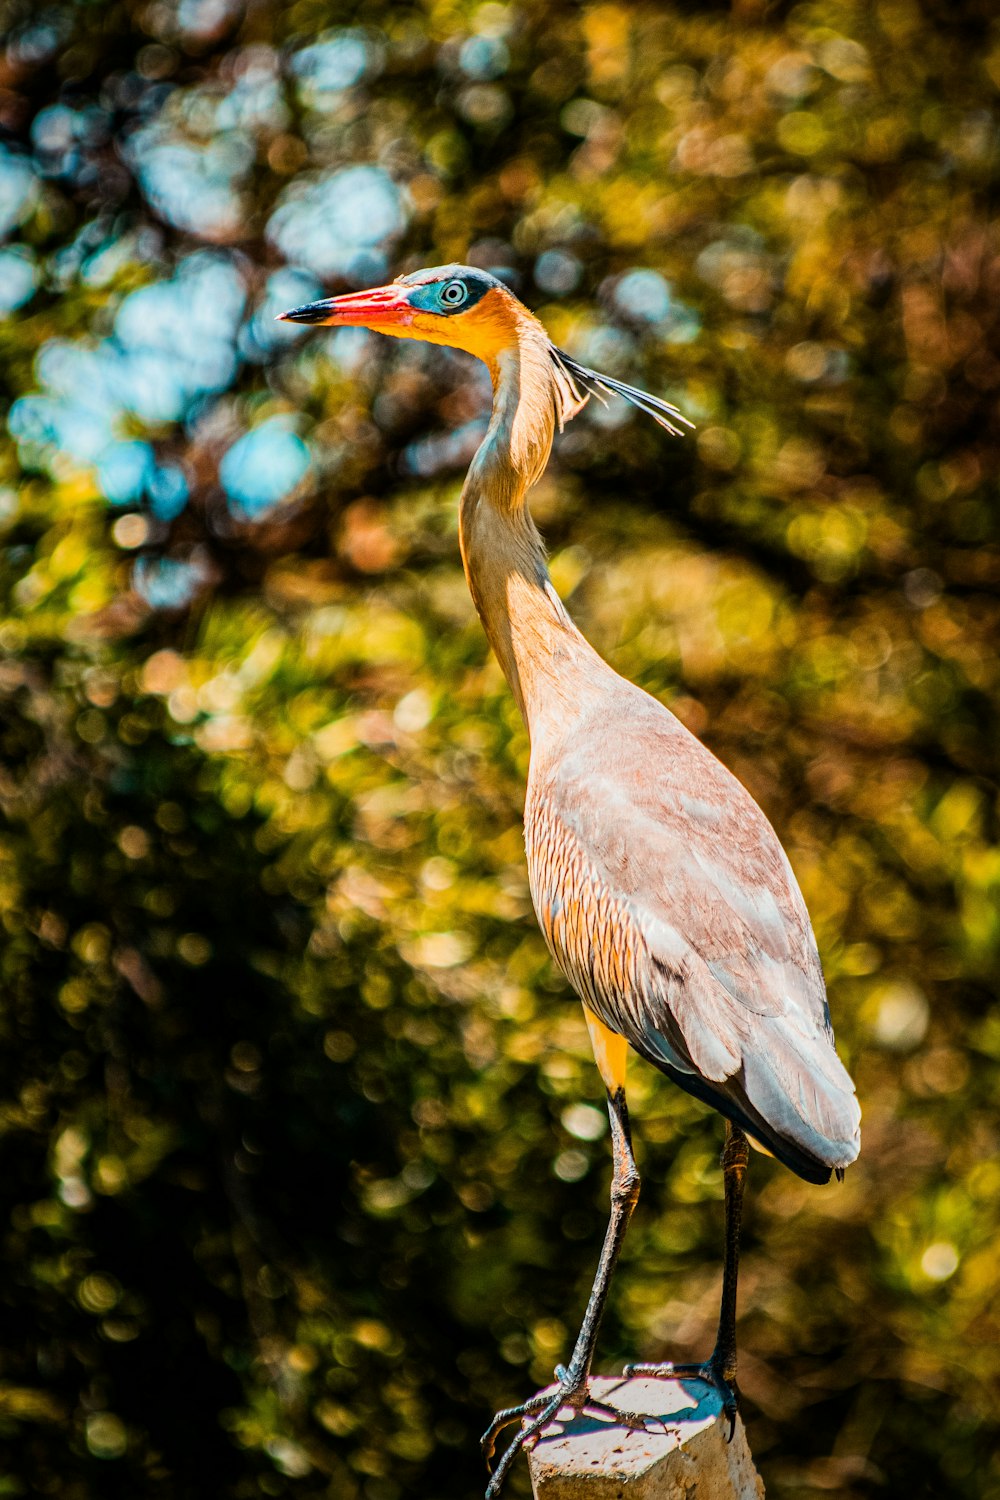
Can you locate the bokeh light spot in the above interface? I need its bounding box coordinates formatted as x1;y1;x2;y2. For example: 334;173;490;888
292;30;375;100
268;165;406;281
535;250;582;295
96;442;155;506
86;1412;127;1459
0;246;38;312
0;146;37;238
220;419;311;517
921;1243;959;1282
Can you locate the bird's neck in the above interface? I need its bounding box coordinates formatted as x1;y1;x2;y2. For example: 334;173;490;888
459;322;602;737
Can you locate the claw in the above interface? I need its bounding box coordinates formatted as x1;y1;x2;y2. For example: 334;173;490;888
483;1388;567;1498
480;1391;552;1467
483;1367;604;1497
483;1376;663;1495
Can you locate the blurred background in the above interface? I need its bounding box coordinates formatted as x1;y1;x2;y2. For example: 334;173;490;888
1;0;999;1496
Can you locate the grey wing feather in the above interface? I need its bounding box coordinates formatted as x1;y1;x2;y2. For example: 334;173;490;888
527;685;861;1181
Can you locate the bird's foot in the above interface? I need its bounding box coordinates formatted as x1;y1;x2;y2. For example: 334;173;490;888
623;1352;739;1441
481;1363;626;1498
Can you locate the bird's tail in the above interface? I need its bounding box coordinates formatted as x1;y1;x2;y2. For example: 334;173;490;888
642;1025;860;1188
735;1013;861;1182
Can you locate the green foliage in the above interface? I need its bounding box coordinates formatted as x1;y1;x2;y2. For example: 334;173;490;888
1;1;999;1497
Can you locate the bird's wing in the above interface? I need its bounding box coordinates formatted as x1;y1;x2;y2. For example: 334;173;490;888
526;685;860;1178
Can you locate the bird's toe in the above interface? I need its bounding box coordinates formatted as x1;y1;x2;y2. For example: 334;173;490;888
481;1368;601;1496
622;1356;739;1439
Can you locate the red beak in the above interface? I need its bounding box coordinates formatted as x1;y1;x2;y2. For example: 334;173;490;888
277;284;413;328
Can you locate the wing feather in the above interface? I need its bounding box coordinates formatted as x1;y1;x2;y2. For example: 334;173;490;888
526;683;861;1181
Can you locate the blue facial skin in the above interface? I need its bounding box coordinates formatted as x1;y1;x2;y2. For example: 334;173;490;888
402;267;501;317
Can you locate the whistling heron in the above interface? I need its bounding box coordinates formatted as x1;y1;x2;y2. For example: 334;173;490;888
279;266;861;1495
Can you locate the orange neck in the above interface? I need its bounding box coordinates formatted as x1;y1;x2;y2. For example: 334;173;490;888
458;321;603;737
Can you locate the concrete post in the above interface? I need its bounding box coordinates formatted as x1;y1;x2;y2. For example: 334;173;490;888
525;1375;765;1499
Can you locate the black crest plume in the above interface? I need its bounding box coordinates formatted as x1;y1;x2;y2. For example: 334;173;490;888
549;345;694;438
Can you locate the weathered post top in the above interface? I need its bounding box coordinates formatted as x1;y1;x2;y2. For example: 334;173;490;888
525;1375;765;1499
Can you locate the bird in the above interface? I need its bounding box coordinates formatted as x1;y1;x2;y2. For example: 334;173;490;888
279;265;861;1496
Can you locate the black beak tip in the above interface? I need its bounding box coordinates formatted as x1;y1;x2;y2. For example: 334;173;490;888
276;302;330;325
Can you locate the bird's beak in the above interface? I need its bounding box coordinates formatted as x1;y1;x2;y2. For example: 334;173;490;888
277;284;414;329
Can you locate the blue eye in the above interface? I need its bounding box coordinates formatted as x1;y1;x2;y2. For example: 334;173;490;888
439;280;468;309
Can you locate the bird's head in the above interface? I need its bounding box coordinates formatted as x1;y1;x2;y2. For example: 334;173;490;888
278;262;692;437
278;264;522;364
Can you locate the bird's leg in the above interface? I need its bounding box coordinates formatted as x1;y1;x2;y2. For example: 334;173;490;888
559;1086;642;1389
711;1121;750;1393
481;1085;641;1497
626;1120;749;1439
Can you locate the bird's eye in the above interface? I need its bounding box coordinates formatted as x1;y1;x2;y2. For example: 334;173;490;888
439;280;468;308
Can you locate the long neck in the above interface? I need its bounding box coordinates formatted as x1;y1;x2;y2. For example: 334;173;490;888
458;321;604;737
